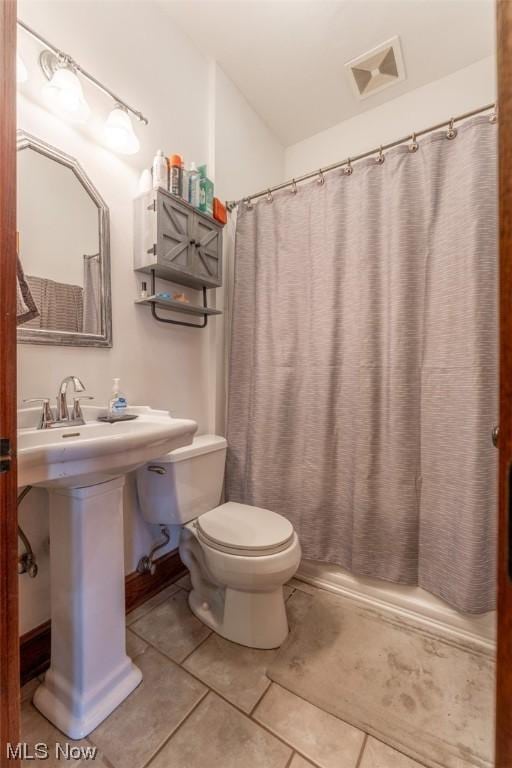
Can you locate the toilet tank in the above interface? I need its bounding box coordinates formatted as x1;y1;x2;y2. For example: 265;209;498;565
136;434;227;525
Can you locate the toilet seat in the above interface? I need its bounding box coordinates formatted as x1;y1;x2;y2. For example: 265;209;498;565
195;501;294;557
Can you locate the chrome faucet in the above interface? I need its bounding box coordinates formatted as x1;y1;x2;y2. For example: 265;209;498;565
24;376;93;429
56;376;86;421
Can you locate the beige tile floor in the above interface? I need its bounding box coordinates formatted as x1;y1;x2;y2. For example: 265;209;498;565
21;577;430;768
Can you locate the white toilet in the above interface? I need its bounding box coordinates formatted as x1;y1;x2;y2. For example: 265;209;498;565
136;435;301;649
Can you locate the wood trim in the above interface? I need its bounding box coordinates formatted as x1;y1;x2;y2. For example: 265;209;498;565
497;1;512;764
125;547;185;614
20;549;185;686
0;0;20;759
19;622;51;688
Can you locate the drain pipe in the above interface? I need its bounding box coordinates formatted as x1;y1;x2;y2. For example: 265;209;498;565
137;526;171;575
17;486;38;578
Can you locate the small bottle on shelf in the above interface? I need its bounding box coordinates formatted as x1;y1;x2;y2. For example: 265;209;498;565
188;162;200;208
169;154;183;197
152;150;168;190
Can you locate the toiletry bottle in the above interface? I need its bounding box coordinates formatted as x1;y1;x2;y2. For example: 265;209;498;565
169;154;183;197
199;164;214;216
140;281;148;299
182;164;190;202
188;162;200;208
109;378;128;416
152;150;168;191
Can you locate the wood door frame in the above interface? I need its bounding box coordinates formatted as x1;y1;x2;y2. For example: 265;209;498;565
497;0;512;763
0;0;20;762
0;1;511;766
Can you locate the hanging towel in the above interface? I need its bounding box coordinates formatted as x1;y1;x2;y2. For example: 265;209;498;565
24;276;84;333
16;255;39;326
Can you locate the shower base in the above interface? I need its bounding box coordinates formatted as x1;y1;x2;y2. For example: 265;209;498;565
296;560;496;653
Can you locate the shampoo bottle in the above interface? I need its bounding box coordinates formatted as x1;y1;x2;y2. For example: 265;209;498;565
109;378;128;416
152;150;168;191
188;162;200;208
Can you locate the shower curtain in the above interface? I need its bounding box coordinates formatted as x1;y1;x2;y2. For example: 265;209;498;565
83;253;102;335
226;115;498;614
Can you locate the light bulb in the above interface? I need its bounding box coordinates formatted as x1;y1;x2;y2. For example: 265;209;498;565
104;105;140;155
16;53;28;84
43;66;90;123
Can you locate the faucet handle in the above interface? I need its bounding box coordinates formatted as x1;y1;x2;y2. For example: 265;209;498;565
23;398;54;429
72;395;94;421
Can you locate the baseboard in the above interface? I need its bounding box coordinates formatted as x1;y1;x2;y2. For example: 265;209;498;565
20;548;185;686
124;547;185;614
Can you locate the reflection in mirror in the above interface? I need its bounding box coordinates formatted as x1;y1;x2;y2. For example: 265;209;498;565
16;132;111;347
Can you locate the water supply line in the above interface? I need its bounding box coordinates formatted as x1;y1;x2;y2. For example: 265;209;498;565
17;486;39;578
137;526;171;575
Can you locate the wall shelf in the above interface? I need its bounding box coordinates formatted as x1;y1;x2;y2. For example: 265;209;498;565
134;190;223;329
135;295;222;317
134;268;221;329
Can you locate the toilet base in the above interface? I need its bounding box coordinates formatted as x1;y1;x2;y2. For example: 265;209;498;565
188;585;289;649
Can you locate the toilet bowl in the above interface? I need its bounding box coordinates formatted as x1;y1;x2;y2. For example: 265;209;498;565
136;435;301;649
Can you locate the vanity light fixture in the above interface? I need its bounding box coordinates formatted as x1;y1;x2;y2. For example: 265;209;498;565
16;52;28;83
17;18;149;153
104;104;140;155
41;52;90;124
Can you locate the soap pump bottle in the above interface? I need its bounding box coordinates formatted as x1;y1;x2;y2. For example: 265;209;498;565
109;378;128;417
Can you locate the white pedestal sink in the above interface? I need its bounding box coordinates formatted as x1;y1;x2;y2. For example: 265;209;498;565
18;406;197;739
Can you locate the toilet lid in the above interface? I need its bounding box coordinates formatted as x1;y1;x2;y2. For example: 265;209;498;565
196;501;294;555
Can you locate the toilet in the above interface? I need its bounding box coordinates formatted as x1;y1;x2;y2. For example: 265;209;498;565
136;435;301;649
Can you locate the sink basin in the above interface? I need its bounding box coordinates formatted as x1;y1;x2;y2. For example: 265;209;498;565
18;405;197;739
18;405;197;488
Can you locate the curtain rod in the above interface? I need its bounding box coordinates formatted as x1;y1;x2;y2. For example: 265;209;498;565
226;102;496;211
17;19;149;125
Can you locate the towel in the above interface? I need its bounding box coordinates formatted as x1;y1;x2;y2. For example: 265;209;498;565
16;256;39;326
23;276;83;333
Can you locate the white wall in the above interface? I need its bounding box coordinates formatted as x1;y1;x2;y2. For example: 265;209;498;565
285;57;497;179
16;2;285;634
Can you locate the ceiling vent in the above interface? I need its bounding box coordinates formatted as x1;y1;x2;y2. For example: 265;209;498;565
345;36;405;100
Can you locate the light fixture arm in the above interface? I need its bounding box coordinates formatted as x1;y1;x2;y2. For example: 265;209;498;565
17;18;149;125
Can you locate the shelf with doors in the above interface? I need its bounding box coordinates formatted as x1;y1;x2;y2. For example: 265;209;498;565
133;187;223;327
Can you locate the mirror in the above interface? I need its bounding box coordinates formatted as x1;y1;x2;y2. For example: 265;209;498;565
16;131;112;347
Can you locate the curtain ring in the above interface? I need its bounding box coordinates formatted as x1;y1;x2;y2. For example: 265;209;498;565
244;197;253;210
344;158;353;176
446;118;457;140
266;188;273;202
317;169;325;185
408;132;419;152
291;179;298;194
376;145;385;165
489;103;498;124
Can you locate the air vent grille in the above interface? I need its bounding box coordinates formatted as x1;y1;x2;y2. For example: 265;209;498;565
346;37;405;100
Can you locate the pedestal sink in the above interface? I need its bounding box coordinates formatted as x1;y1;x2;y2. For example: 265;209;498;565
18;406;197;739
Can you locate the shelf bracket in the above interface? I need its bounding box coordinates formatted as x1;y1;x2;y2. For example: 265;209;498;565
149;269;209;328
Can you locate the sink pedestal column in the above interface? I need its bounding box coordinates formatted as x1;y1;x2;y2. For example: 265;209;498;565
33;476;142;739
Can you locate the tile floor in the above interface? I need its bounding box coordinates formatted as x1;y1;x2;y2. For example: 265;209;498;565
21;576;430;768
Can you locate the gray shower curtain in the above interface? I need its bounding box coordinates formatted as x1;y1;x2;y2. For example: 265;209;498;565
83;253;102;335
226;115;498;614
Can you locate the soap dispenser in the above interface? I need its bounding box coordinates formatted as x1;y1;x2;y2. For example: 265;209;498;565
109;378;128;416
